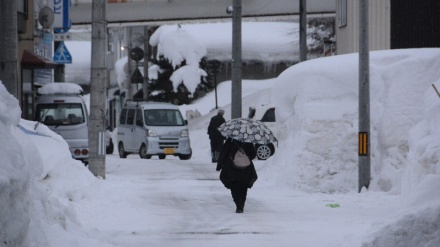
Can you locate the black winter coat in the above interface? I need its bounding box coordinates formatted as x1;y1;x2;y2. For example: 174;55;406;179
207;114;226;141
216;139;258;189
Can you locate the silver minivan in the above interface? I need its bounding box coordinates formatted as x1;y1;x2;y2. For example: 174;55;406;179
35;83;89;164
117;101;192;160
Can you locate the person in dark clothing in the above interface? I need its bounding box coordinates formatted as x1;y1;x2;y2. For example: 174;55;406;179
207;109;226;162
216;138;258;213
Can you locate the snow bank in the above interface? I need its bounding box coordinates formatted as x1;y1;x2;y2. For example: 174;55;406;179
269;48;440;246
362;175;440;247
272;48;440;194
0;81;101;246
0;82;30;246
21;118;104;246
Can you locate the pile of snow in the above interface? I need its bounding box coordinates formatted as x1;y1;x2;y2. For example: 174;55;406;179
272;48;440;194
0;81;100;246
0;82;29;246
38;82;84;95
362;175;440;247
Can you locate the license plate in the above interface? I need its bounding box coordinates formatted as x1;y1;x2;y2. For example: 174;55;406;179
163;148;175;154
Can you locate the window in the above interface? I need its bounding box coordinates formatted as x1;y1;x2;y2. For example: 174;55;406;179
17;0;28;33
119;108;127;125
17;0;28;15
144;109;185;126
36;103;85;126
136;109;143;127
127;109;135;125
338;0;347;28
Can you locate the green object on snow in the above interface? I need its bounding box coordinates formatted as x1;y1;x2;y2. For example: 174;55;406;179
325;203;340;208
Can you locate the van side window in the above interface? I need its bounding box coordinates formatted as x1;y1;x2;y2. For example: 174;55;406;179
261;108;276;122
127;109;135;125
119;108;127;125
135;109;143;127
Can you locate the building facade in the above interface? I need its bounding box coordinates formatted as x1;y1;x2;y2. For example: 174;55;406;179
336;0;390;54
336;0;440;55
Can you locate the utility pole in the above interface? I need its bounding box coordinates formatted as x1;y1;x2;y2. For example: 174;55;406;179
299;0;307;62
89;0;107;178
231;0;242;118
358;0;370;192
126;27;134;101
0;0;18;97
143;26;149;101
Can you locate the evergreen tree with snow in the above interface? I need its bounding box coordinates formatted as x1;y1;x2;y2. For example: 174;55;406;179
147;25;208;105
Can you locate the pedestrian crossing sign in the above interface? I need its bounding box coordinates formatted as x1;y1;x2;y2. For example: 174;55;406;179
53;41;72;64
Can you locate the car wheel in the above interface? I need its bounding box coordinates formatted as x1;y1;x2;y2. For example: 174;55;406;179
158;154;166;159
179;154;191;160
118;142;128;159
139;144;151;159
256;144;273;160
179;150;192;160
106;139;114;154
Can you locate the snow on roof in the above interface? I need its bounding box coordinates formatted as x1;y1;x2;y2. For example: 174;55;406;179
150;25;207;68
150;22;299;62
38;82;83;95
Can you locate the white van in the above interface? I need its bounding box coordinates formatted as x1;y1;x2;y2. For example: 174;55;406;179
35;83;89;164
117;101;192;160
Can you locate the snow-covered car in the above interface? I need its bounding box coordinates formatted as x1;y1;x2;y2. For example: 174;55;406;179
249;105;277;160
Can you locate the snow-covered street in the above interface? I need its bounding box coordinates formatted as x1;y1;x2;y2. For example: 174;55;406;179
73;151;400;247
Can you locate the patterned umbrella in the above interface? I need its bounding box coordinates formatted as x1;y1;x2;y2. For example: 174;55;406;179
218;118;278;144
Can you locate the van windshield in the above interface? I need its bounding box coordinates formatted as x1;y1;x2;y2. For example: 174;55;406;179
144;109;185;126
36;103;85;126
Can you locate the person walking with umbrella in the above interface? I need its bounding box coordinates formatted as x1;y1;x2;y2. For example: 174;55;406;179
207;109;226;162
216;138;257;213
216;118;277;213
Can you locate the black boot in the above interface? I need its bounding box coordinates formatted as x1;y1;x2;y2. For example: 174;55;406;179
236;200;244;213
212;151;219;163
211;151;217;163
231;183;246;213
